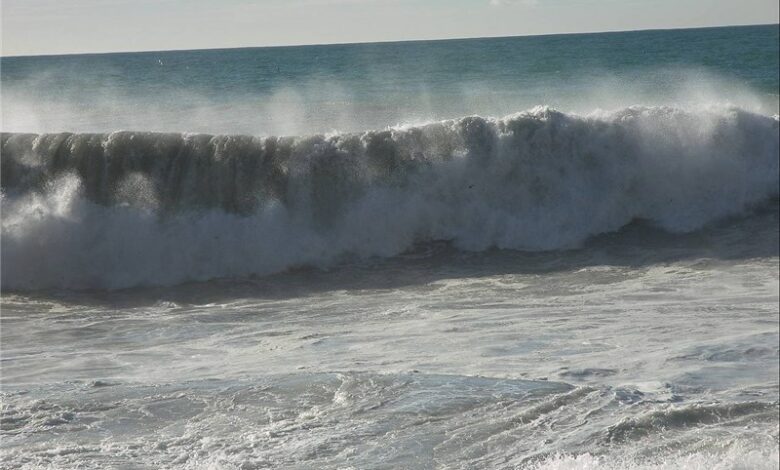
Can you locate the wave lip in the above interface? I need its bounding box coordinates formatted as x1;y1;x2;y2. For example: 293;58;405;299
2;105;779;290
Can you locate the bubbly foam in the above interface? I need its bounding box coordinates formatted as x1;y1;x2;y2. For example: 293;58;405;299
530;445;780;470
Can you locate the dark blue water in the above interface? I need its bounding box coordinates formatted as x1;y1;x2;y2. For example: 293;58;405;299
2;24;777;134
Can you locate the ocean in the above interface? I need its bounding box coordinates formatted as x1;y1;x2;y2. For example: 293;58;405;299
1;24;778;469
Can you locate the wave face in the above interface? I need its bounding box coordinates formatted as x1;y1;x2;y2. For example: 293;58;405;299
2;106;778;290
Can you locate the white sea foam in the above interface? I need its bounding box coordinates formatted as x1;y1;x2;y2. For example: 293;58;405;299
530;445;780;470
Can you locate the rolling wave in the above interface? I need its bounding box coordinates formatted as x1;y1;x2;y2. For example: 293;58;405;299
2;105;778;290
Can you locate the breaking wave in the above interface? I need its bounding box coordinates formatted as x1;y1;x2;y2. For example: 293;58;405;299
2;105;778;290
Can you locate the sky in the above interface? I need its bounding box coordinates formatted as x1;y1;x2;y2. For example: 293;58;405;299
1;0;778;56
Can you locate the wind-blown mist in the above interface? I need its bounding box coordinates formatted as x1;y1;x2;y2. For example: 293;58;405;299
2;24;778;136
1;68;777;137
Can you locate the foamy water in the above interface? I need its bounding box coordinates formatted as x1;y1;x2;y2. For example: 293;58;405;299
2;211;778;467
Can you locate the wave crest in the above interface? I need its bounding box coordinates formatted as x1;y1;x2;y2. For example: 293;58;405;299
2;106;778;289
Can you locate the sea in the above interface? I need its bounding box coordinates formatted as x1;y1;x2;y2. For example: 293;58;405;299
1;24;779;469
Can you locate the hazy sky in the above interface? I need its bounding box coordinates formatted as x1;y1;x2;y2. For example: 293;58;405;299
2;0;778;56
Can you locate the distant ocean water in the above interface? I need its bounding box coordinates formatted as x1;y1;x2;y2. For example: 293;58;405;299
1;25;779;469
2;24;778;135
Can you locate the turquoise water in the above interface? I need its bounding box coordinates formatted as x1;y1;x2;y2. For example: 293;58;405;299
2;24;778;134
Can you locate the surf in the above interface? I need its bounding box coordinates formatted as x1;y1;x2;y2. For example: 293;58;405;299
2;105;778;290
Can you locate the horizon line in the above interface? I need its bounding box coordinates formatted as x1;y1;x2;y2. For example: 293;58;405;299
1;21;777;59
